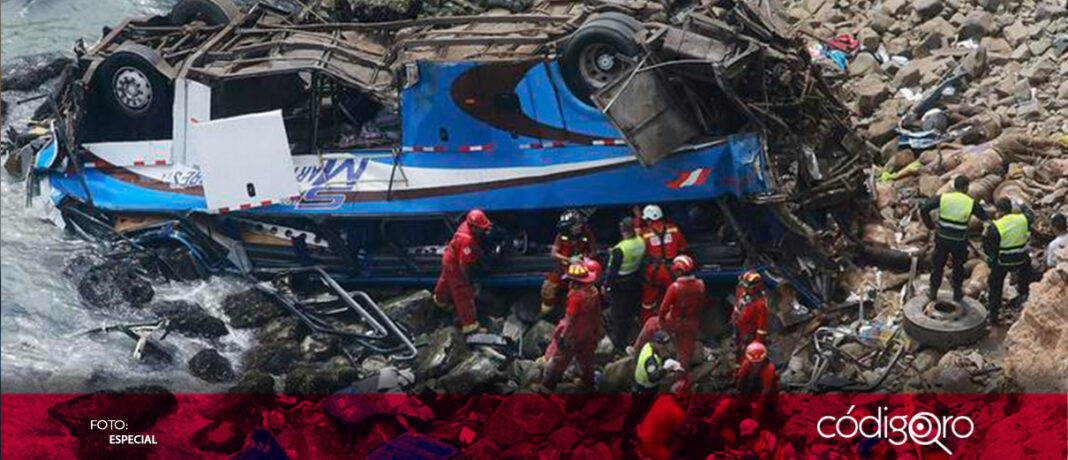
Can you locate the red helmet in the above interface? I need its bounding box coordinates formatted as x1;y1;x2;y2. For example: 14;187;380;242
745;341;767;362
564;258;600;284
466;209;492;230
740;270;763;291
672;255;696;274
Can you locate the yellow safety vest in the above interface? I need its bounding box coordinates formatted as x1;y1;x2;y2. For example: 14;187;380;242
635;343;662;388
995;213;1029;265
613;236;646;277
937;192;973;241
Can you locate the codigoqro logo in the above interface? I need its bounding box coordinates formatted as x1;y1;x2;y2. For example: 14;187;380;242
817;405;975;454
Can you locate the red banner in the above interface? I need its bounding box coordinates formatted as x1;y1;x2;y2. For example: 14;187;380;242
2;393;1065;459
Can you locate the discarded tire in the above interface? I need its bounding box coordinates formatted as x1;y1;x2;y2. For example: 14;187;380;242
560;14;642;102
94;44;173;123
902;295;987;349
170;0;241;26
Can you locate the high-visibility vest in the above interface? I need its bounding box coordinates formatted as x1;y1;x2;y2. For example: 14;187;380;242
937;192;973;241
613;236;646;277
635;343;662;388
995;213;1030;266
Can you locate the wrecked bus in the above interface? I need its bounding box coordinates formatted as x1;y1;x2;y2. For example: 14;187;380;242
17;0;871;306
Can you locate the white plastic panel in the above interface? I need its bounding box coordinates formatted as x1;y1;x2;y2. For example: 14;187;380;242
189;110;299;211
172;79;212;165
83;140;172;166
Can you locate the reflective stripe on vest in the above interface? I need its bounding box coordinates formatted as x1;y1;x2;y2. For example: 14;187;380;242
937;192;973;241
614;236;646;276
635;343;662;388
995;213;1030;254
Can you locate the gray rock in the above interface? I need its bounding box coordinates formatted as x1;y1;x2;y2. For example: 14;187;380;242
1002;21;1029;47
228;370;275;394
0;52;72;91
438;349;502;393
891;63;922;88
881;0;908;16
1029;38;1052;57
958;11;995;40
243;341;301;375
913;0;944;20
348;0;419;22
1058;80;1068;101
1017;101;1045;120
1034;1;1065;20
858;27;881;50
380;289;448;335
283;356;359;394
520;320;555;358
221;289;284;329
151;300;228;339
981;37;1013;56
868;113;900;144
978;0;1003;12
1022;59;1057;84
960;47;988;79
870;12;895;34
415;327;469;379
188;349;236;383
300;334;340;361
849;52;880;76
600;356;636;393
854;75;891;116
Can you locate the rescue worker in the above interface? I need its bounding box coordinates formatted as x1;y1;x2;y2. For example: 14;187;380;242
984;198;1034;324
920;176;990;301
733;270;768;362
634;331;683;393
541;258;605;391
658;255;705;371
638;204;687;323
603;216;646;347
542;210;598;315
735;341;777;424
433;209;492;334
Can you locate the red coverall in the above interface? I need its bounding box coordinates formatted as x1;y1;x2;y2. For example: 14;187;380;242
541;284;604;390
639;221;687;321
541;229;597;310
659;276;706;369
734;293;768;361
736;358;777;424
434;221;480;328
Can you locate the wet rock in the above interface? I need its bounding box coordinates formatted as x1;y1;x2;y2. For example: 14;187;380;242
220;289;284;329
416;327;469;379
0;52;72;92
193;420;247;454
483;395;564;447
913;0;944;20
259;316;308;344
380;290;448;335
48;385;177;438
244;341;301;375
77;263;154;309
150;300;228;339
284;356;359;394
229;370;276;394
189;349;236;383
300;334;340;361
439;349;502;393
520;320;555;358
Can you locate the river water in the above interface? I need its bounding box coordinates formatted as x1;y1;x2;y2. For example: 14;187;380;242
1;0;266;393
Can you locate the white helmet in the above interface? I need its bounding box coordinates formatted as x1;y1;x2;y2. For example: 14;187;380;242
642;204;663;221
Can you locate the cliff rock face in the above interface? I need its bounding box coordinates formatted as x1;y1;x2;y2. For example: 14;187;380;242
1002;245;1068;392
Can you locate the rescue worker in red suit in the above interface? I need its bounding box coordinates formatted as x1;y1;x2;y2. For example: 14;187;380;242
637;204;687;323
736;341;777;424
541;210;598;315
541;258;605;391
733;270;768;362
433;209;492;334
658;254;705;375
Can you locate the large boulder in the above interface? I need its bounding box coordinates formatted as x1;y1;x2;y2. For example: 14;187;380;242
77;263;154;309
243;341;301;375
221;289;285;328
379;290;448;335
283;357;359;394
188;349;237;383
151;300;228;339
228;370;276;394
438;349;502;393
415;327;469;379
0;52;72;91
